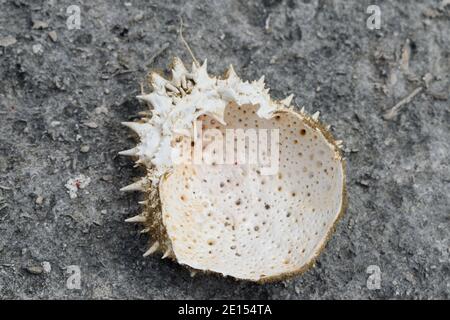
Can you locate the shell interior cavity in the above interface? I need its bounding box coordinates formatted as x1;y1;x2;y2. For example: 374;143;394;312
121;57;346;282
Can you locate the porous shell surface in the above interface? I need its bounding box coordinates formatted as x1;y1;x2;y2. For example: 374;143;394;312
121;58;346;282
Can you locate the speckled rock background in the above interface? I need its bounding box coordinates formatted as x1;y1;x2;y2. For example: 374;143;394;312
0;0;449;299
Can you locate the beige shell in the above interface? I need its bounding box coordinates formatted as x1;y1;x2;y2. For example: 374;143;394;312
121;58;346;282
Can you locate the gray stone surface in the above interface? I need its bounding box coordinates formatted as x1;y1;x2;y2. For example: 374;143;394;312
0;0;449;299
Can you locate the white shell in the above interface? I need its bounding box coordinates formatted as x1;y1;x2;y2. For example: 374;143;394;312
121;58;346;282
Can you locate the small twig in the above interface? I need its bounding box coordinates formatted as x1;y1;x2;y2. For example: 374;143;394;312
113;69;135;77
178;16;199;67
400;39;411;72
428;90;448;101
383;87;423;120
0;185;12;190
265;14;271;31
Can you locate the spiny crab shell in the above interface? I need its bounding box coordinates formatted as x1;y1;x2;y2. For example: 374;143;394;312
120;57;346;282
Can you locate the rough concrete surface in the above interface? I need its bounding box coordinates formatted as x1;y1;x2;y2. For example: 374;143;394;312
0;0;449;299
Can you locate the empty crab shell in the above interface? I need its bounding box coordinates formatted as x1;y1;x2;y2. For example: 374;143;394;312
120;58;346;282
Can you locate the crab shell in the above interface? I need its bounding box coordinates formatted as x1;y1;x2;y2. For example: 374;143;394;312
120;58;346;282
